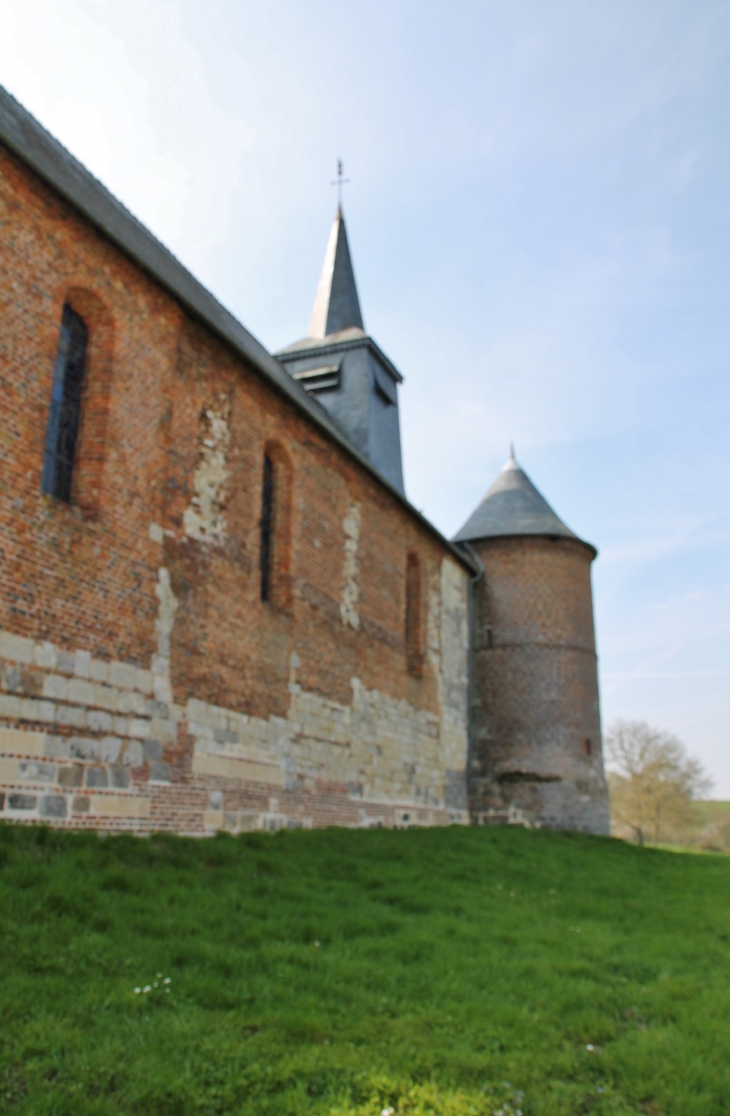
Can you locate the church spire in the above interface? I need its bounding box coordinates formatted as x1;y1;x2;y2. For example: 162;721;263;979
308;206;364;339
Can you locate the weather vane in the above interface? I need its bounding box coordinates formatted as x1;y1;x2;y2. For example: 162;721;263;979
330;159;350;207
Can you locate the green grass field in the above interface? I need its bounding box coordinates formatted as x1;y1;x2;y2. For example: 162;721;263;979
2;823;729;1116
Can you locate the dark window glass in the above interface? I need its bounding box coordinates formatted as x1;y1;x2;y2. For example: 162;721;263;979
260;454;275;601
406;553;423;676
42;305;88;502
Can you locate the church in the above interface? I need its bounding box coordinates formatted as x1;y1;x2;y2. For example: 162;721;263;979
0;87;609;836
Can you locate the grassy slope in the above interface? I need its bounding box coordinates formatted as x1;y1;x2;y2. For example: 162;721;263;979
1;824;729;1116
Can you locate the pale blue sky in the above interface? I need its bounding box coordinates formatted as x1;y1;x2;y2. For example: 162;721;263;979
2;0;728;789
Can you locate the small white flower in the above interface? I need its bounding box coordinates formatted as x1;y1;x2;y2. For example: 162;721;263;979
314;941;321;947
154;982;159;988
165;989;170;994
164;977;171;984
134;988;141;995
143;985;151;994
157;973;162;978
381;1108;394;1116
586;1043;595;1051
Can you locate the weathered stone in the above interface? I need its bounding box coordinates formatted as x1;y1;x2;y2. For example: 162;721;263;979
144;739;163;761
40;795;67;818
18;761;55;782
58;763;84;788
148;761;170;783
85;766;109;788
8;793;36;810
72;796;90;813
110;766;130;788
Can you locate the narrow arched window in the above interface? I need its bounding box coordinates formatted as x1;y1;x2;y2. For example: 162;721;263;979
42;305;89;502
405;552;424;676
260;453;275;601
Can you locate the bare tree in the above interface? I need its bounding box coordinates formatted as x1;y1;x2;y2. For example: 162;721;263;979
606;720;713;846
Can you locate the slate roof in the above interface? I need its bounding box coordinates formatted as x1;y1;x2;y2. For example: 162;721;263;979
0;85;473;573
308;207;364;338
453;449;595;554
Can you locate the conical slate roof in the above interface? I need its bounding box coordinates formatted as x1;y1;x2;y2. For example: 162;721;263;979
308;206;364;339
454;449;590;547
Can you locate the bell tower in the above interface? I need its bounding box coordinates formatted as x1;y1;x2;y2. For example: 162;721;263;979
276;206;405;494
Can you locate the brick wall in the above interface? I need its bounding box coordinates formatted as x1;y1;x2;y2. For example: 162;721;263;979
0;142;470;833
469;536;609;834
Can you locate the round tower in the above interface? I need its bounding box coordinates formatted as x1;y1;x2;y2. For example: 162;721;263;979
455;451;609;834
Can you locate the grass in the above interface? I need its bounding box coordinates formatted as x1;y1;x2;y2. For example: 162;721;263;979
1;824;729;1116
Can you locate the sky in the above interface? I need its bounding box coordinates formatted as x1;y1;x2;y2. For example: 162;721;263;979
1;0;728;790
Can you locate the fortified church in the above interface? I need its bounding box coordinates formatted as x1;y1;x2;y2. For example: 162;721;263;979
0;88;609;836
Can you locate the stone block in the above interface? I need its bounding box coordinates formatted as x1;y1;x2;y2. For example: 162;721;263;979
74;650;91;678
117;689;144;714
153;673;173;705
40;794;67;818
56;705;87;728
144;739;162;761
192;749;284;786
88;710;113;733
145;700;169;718
0;792;4;810
110;766;129;788
113;717;130;736
110;661;137;690
34;642;58;669
58;763;84;788
68;678;94;706
89;659;109;683
0;694;22;719
57;651;75;675
68;737;100;761
129;718;150;739
0;727;46;757
0;631;35;664
94;685;119;712
72;796;90;813
18;760;54;782
86;766;108;788
136;669;153;695
0;757;17;782
148;761;170;782
20;698;55;723
8;793;37;810
124;741;144;767
100;736;122;763
150;718;177;743
43;674;68;701
89;794;150;819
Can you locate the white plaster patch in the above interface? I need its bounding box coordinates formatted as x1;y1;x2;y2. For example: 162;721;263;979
340;502;361;630
183;401;230;543
153;568;178;705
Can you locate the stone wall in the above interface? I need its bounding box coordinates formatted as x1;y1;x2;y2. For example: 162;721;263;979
0;141;470;834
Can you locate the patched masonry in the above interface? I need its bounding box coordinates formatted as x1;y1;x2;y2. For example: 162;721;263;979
0;558;469;833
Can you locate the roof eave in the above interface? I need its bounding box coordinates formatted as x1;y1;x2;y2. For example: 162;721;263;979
454;533;598;560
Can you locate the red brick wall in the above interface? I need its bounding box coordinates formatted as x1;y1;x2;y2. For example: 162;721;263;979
0;141;470;834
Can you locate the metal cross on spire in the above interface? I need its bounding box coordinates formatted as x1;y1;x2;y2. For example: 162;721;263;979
330;159;350;208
